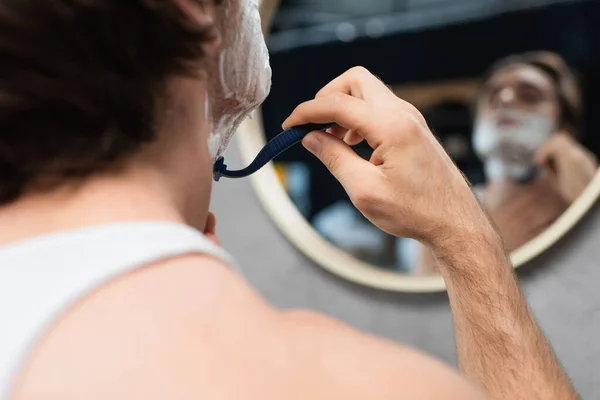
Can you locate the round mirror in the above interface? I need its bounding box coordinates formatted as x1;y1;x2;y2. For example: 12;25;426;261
237;0;600;292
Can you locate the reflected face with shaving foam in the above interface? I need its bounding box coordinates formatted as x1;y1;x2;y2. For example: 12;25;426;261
472;65;562;180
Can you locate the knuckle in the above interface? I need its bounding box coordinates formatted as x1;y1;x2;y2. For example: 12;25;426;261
322;150;342;172
388;113;420;143
331;92;345;104
347;66;371;81
348;65;370;74
405;112;428;137
315;88;327;98
324;94;343;120
406;113;427;136
328;93;353;122
402;101;428;126
352;186;380;210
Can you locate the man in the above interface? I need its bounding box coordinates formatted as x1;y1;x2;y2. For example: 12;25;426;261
416;52;598;274
0;1;578;399
473;52;597;251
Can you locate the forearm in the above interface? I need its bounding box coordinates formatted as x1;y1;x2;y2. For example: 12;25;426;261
433;220;577;400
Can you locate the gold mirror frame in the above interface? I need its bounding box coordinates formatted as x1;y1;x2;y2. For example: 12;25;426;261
236;0;600;293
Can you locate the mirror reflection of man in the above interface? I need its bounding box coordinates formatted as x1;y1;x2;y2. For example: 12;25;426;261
473;51;597;250
416;51;597;274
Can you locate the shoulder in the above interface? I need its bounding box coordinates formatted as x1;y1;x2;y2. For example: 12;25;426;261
12;254;281;399
13;256;486;400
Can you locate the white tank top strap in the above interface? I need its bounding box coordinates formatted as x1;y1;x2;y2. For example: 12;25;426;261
0;221;237;399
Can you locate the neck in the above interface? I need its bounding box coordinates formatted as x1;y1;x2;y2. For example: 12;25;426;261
0;165;198;246
484;157;536;183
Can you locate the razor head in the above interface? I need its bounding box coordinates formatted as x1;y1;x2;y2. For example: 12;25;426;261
213;156;226;182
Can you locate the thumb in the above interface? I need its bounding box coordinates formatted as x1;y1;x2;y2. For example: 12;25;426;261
302;130;373;190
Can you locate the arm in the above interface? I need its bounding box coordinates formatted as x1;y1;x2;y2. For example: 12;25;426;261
284;66;578;400
281;309;489;400
432;209;578;399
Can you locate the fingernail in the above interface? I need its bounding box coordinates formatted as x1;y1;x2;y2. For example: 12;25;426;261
302;133;322;155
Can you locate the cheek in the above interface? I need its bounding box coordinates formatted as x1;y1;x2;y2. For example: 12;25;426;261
474;110;490;125
473;127;493;152
525;105;559;130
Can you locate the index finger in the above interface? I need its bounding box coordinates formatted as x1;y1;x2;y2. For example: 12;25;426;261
282;93;385;148
315;66;396;105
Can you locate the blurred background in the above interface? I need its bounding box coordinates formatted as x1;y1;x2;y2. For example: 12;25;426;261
259;0;600;272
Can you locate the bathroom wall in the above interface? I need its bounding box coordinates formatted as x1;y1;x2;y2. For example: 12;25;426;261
211;144;600;398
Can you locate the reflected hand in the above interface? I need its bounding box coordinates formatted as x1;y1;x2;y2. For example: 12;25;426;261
535;132;598;203
203;212;222;246
283;67;490;247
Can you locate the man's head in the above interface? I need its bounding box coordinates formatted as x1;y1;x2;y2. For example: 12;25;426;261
472;51;581;181
0;0;271;223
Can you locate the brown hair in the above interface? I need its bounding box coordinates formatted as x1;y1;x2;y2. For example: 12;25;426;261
480;51;582;133
0;0;220;204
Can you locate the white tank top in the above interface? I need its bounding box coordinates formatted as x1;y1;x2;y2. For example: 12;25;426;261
0;221;237;399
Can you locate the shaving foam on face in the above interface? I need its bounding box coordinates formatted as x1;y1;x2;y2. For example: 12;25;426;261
473;109;555;180
207;0;272;161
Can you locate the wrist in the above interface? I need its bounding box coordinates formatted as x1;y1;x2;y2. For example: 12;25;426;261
428;208;506;274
